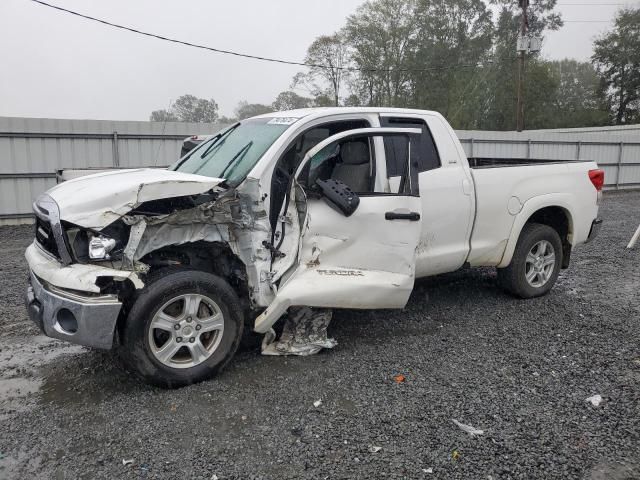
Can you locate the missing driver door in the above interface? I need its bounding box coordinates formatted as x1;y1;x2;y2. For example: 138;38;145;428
255;128;423;333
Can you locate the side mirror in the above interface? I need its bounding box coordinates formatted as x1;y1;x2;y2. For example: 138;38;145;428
315;178;360;217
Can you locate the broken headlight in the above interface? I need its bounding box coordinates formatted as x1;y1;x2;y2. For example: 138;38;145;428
89;235;117;260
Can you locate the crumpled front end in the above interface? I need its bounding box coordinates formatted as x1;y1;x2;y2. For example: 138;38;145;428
24;172;278;350
26;265;122;350
25;242;137;349
26;193;145;349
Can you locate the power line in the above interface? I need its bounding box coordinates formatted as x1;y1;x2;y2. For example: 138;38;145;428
28;0;483;74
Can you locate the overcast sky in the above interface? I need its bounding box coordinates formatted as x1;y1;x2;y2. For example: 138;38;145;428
0;0;635;121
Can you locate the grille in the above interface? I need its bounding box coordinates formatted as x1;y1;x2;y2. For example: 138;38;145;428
35;217;60;259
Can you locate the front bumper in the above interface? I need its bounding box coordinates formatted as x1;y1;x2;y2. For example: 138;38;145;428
586;218;602;243
26;271;122;349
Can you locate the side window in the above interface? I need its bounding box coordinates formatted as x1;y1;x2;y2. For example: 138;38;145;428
270;119;370;228
305;138;375;194
380;117;440;178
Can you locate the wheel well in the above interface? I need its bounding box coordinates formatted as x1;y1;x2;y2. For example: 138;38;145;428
526;206;572;268
113;241;251;345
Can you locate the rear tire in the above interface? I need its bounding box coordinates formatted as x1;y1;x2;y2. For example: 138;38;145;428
497;223;563;299
118;269;243;388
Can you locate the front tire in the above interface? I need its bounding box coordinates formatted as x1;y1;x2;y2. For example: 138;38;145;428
497;223;563;299
118;270;243;388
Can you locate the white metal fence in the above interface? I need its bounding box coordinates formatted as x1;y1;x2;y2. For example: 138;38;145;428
456;131;640;190
0;116;224;223
1;116;638;224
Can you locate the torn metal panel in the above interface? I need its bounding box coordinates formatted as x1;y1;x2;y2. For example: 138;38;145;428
25;241;143;293
46;168;224;229
121;196;238;264
114;177;277;310
261;307;336;356
230;177;278;308
254;195;422;333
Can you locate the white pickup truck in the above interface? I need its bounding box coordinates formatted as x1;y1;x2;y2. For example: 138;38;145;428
25;108;603;387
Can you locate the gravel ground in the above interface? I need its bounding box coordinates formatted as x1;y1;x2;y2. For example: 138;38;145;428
0;191;639;479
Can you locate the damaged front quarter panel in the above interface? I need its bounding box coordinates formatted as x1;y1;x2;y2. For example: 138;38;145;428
118;177;277;309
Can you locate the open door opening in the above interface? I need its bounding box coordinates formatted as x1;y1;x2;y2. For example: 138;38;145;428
255;127;423;333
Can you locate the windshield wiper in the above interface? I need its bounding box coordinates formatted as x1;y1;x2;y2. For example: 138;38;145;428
198;122;240;159
218;141;254;179
173;122;240;170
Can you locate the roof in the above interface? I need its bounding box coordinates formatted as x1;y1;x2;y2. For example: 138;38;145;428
254;107;442;120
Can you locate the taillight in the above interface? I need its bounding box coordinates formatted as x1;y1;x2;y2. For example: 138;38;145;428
589;169;604;192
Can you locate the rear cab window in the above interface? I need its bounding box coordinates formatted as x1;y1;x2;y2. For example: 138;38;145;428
380;116;441;193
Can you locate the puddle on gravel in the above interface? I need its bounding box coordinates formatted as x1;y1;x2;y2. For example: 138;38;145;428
0;335;87;416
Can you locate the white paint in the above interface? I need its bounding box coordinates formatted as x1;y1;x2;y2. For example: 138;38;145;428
46;168;223;229
628;224;640;249
22;107;601;340
254;195;422;333
25;241;143;293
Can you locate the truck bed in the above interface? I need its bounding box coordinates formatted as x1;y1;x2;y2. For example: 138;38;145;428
468;157;590;168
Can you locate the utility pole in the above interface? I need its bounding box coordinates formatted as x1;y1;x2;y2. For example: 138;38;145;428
516;0;529;132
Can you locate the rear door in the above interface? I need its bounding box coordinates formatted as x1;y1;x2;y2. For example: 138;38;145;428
254;128;423;333
380;114;475;277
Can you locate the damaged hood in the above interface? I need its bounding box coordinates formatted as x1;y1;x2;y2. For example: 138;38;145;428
45;168;224;229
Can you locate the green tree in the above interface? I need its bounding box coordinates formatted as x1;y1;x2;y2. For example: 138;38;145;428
173;95;219;123
547;60;609;127
312;93;335;107
235;101;274;120
410;0;494;126
344;0;420;107
480;0;563;130
150;95;219;123
592;7;640;124
272;91;313;111
150;109;178;122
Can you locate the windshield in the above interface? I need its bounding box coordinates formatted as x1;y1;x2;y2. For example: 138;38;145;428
170;118;292;185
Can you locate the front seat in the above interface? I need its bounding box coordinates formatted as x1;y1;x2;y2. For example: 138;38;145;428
331;140;371;192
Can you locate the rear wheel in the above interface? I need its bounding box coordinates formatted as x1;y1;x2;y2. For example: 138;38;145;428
497;223;563;299
118;270;243;388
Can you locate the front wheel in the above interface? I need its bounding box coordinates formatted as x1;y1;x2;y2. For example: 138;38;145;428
118;270;243;388
497;223;563;299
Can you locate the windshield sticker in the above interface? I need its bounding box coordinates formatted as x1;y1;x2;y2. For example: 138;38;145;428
267;117;299;126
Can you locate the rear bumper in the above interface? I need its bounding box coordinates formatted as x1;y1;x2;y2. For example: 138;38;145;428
586;218;602;243
25;270;123;350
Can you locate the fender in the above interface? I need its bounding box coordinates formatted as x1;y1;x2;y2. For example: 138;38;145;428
497;193;575;269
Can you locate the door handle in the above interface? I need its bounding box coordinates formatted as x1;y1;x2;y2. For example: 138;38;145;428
385;211;420;221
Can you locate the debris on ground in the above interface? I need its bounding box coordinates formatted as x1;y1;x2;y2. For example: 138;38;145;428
261;307;337;356
586;394;603;407
393;374;406;384
452;450;461;461
122;459;134;466
313;399;322;408
452;419;484;436
368;445;382;453
423;467;434;474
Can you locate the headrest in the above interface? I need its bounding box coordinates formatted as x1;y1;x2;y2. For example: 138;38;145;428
340;140;369;165
299;128;331;156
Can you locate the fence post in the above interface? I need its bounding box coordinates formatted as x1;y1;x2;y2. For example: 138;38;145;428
470;138;474;158
112;131;120;167
576;141;581;160
616;142;623;189
527;139;531;159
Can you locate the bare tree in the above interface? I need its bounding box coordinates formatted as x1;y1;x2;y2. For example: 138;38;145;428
296;33;350;106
